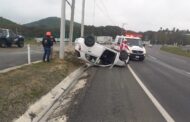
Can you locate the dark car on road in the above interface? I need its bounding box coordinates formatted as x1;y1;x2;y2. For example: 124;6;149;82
0;28;24;48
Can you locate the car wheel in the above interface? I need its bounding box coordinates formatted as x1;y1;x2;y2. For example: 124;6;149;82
119;51;129;61
0;40;7;48
84;36;95;47
17;41;24;48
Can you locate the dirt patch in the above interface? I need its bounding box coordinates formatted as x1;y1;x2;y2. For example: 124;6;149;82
0;52;83;122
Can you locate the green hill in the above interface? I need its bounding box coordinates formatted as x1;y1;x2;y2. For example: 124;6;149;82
23;17;81;29
0;17;126;39
0;17;18;27
0;17;22;30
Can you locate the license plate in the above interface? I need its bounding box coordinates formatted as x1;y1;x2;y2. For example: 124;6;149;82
135;56;140;58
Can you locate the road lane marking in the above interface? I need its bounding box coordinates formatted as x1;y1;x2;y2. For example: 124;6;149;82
148;55;190;78
128;65;175;122
148;55;157;60
186;72;190;75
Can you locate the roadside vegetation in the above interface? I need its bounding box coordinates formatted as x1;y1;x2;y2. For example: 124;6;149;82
25;38;40;45
160;46;190;58
0;52;83;122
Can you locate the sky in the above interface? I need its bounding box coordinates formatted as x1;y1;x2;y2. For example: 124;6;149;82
0;0;190;31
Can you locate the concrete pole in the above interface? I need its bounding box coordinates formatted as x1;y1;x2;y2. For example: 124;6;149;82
60;0;66;59
27;44;31;64
69;0;75;45
81;0;85;37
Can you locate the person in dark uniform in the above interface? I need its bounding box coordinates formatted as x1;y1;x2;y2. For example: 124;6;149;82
42;32;53;62
50;35;56;59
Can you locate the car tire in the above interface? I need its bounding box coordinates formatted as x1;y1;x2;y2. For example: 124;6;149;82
119;51;129;61
17;41;24;48
0;40;7;48
84;36;95;47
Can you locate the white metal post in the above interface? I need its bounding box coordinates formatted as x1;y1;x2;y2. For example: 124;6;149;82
27;44;31;64
81;0;85;37
69;0;75;45
60;0;66;59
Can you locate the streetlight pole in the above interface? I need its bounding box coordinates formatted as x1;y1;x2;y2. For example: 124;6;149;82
60;0;66;59
69;0;75;45
81;0;85;37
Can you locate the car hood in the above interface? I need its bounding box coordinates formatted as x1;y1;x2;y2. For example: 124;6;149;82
129;46;143;50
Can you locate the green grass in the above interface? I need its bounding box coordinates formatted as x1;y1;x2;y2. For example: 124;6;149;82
0;52;83;122
160;46;190;58
25;38;40;45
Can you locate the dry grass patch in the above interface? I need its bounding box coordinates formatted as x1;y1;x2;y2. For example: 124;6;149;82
0;52;83;122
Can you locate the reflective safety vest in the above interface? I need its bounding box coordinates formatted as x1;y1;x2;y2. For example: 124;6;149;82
120;42;129;51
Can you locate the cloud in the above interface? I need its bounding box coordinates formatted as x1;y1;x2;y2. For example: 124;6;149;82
0;0;190;31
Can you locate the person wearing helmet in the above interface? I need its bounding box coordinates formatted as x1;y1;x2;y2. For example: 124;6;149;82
120;39;130;64
120;39;129;51
42;32;53;62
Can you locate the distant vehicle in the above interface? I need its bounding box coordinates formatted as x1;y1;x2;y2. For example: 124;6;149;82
96;36;113;44
75;36;129;67
0;28;24;48
112;35;146;61
148;44;153;48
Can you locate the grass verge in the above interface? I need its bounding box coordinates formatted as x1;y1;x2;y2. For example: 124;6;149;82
25;38;40;45
160;46;190;58
0;52;83;122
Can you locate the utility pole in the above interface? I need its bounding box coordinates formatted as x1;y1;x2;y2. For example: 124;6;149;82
69;0;75;45
81;0;85;37
60;0;66;59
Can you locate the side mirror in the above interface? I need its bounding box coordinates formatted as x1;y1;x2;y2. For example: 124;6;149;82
143;44;145;47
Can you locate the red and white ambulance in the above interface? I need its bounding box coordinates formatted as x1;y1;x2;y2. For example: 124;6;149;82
112;34;146;61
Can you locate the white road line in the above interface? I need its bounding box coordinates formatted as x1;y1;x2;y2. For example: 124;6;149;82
186;72;190;75
128;65;175;122
148;55;157;60
148;55;190;78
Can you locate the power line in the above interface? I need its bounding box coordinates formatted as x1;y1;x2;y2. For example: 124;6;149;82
101;0;117;25
95;0;117;25
66;0;71;7
96;2;113;24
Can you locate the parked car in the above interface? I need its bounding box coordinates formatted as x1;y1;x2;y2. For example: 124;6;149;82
0;28;24;48
75;36;129;67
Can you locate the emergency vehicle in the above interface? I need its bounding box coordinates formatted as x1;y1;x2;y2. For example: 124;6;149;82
112;34;146;61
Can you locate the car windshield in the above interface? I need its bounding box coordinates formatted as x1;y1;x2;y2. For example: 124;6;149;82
0;29;7;36
127;38;143;47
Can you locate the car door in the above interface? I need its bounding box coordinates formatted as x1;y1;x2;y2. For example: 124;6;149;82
9;30;17;43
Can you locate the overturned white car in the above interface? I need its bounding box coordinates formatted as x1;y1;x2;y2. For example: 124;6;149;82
75;36;129;67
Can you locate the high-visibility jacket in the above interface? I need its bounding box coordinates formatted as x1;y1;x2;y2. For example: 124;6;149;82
120;42;129;51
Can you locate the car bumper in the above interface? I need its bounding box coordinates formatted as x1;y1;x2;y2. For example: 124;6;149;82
129;53;145;60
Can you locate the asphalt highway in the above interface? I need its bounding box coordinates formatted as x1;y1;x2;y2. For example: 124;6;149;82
130;45;190;122
68;45;190;122
0;45;43;70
